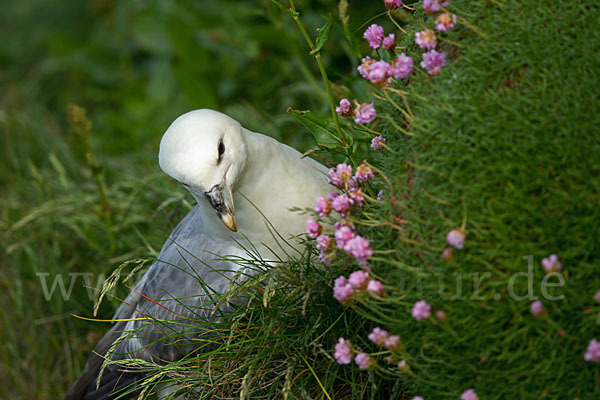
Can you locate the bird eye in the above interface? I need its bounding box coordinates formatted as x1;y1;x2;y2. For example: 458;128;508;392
218;140;225;161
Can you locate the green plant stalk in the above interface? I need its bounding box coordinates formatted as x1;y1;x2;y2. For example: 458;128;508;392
67;104;116;254
315;53;347;147
289;0;347;147
94;171;116;254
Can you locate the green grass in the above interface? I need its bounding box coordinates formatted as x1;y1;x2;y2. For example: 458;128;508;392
2;0;599;398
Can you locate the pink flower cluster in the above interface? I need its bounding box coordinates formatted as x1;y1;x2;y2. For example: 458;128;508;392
358;20;414;88
461;389;479;400
334;337;353;364
383;0;403;10
415;29;437;50
305;219;322;237
336;98;377;124
363;24;384;49
371;135;387;151
436;12;457;31
421;50;447;76
541;254;562;273
309;163;378;267
346;1;459;144
446;228;466;249
354;102;377;124
412;300;432;320
334;337;375;370
327;163;353;188
423;0;448;15
416;1;457;75
357;53;414;87
334;326;404;371
333;270;384;303
368;327;401;351
584;339;600;363
530;300;543;316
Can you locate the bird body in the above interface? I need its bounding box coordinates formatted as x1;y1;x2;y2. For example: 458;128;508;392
66;110;331;399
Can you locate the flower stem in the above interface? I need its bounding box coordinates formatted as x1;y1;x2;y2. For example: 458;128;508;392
315;53;347;146
289;0;347;147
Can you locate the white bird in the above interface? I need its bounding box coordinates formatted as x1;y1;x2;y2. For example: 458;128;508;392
65;109;332;399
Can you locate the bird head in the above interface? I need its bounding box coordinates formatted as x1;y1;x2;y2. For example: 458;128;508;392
159;109;247;232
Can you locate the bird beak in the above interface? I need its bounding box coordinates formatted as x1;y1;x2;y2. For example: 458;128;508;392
204;177;237;232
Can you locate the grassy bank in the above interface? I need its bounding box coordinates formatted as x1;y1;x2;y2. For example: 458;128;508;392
1;0;599;399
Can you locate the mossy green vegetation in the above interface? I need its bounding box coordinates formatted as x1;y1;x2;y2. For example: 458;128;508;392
1;0;599;398
368;1;600;397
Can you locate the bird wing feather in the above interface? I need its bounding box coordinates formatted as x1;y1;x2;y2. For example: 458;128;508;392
111;205;253;363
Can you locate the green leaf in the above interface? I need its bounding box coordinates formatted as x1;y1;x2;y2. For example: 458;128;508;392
310;14;332;55
287;108;342;149
269;0;297;16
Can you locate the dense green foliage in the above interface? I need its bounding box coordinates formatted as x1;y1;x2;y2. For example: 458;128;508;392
370;1;600;397
1;0;599;399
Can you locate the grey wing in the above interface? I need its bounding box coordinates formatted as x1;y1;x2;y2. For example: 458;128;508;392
111;205;252;363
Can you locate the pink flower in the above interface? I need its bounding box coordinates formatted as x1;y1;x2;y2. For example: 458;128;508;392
354;352;374;370
363;24;384;49
347;177;358;189
327;192;340;203
390;53;413;79
319;250;334;264
306;219;322;238
348;188;365;207
584;339;600;363
436;12;457;31
354;163;375;182
354;102;377;124
348;269;370;290
332;194;353;216
415;29;437;50
423;0;449;15
314;196;331;217
334;337;353;364
384;335;401;351
384;0;403;10
328;164;353;188
365;60;392;87
412;300;431;320
357;57;375;79
446;229;465;249
594;290;600;304
541;254;562;273
333;276;354;303
421;50;447;76
316;234;334;251
344;235;373;265
368;327;389;346
383;34;396;51
530;300;544;316
336;98;353;117
367;279;385;296
377;190;384;201
371;135;387;151
335;224;356;249
461;389;479;400
413;397;424;400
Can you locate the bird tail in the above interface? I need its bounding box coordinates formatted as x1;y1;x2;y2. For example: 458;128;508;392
64;322;142;400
